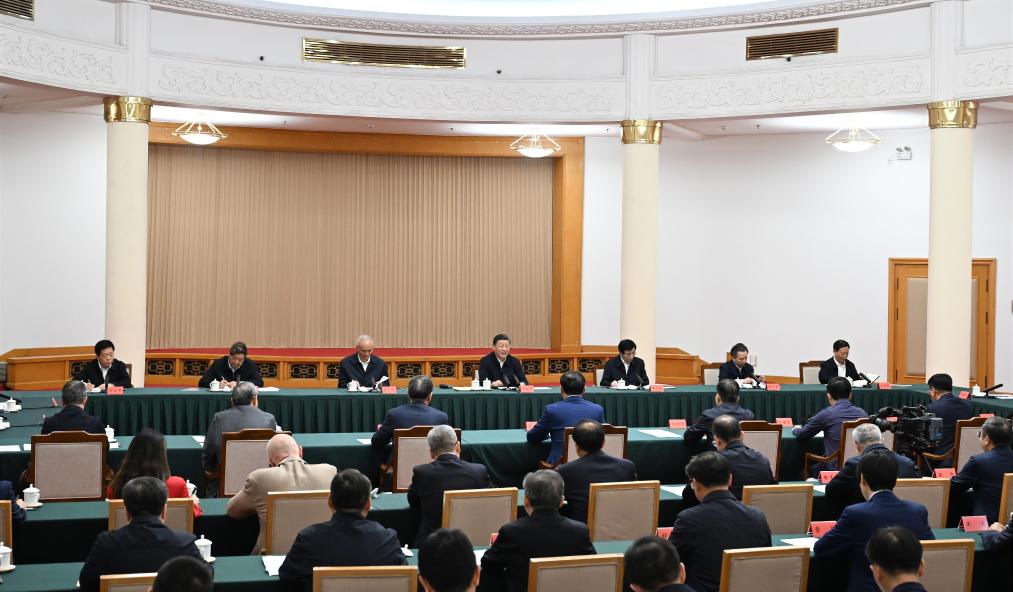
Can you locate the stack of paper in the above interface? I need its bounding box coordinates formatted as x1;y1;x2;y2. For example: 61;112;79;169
813;485;827;494
638;429;682;439
356;438;373;445
262;555;286;576
661;485;686;497
192;435;206;445
0;445;21;452
780;537;819;550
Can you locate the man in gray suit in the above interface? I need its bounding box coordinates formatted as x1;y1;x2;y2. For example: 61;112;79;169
202;382;277;497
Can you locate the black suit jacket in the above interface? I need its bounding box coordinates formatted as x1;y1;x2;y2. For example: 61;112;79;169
481;509;596;592
683;403;755;448
818;358;862;384
722;441;776;499
669;490;771;592
926;393;974;459
951;447;1013;523
198;356;264;387
371;401;450;450
478;353;528;386
78;514;205;592
337;355;389;388
599;356;649;387
74;359;133;388
407;453;491;546
825;444;920;515
718;360;756;381
557;450;638;523
41;405;105;435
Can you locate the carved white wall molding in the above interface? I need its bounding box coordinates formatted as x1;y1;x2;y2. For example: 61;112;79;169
0;22;126;94
652;55;931;119
141;0;931;38
150;53;625;120
957;44;1013;100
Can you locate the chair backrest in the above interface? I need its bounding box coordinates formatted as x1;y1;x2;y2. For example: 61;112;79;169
595;368;604;385
840;419;892;468
221;428;286;497
742;484;813;535
312;566;418;592
391;426;462;493
528;554;623;592
442;487;518;546
30;431;110;501
99;573;158;592
893;478;949;528
108;498;195;533
701;363;723;386
920;539;975;592
718;547;810;592
798;361;822;384
999;473;1013;525
0;501;11;553
953;417;988;471
739;421;783;480
266;490;332;554
561;425;628;465
587;481;659;542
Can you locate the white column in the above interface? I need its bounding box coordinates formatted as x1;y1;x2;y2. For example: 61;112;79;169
925;100;976;387
620;120;662;383
104;96;151;386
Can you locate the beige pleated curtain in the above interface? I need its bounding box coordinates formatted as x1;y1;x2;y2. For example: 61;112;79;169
146;144;553;348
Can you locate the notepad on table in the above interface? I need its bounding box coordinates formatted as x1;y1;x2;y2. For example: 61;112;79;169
813;485;826;494
258;387;280;392
192;436;205;445
0;445;21;452
781;537;819;550
22;443;31;451
262;555;285;576
357;438;373;445
661;485;686;497
638;429;681;439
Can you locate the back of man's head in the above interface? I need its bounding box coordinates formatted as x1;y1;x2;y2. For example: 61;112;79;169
715;379;740;403
61;380;87;406
927;373;953;393
852;423;884;448
418;529;477;592
559;371;586;396
865;527;923;580
428;425;458;455
858;450;899;492
330;469;371;513
572;419;605;453
827;376;852;400
624;536;683;592
231;381;257;406
685;451;731;489
409;375;434;401
523;470;564;511
123;476;168;519
711;415;742;443
152;556;213;592
982;416;1013;447
266;433;300;464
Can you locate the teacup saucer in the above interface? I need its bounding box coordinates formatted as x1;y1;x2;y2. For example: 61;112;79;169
0;564;16;573
23;501;43;509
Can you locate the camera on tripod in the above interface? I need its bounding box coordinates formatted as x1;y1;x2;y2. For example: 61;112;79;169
871;405;944;460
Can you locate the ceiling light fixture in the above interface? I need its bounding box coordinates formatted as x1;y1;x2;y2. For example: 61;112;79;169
172;117;228;146
510;133;561;158
824;126;882;153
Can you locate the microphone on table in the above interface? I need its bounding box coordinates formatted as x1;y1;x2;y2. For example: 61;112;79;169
439;384;453;390
982;384;1004;397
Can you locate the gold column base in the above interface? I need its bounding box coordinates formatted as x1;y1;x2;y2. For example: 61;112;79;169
927;100;977;129
103;96;153;124
620;120;663;145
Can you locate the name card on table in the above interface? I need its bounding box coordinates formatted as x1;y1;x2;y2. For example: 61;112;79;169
668;419;687;429
959;391;971;400
819;471;839;484
489;533;499;545
766;383;782;392
775;418;793;427
877;382;892;390
656;527;673;539
934;468;957;479
525;421;536;431
106;386;124;395
959;516;990;532
979;413;995;418
519;385;535;394
809;521;837;538
649;384;665;392
381;386;397;394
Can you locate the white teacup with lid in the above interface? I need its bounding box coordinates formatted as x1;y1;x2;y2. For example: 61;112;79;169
23;484;40;506
195;535;213;561
0;540;11;570
209;379;221;392
105;425;115;442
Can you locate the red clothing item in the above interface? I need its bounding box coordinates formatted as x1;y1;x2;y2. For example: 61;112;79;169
106;476;203;517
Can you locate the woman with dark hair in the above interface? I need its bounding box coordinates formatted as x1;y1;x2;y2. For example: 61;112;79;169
106;428;202;516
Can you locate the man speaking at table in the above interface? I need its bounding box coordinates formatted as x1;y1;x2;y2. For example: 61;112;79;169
819;339;862;384
75;339;133;390
527;371;604;465
338;334;388;389
478;333;527;387
599;339;650;387
718;343;761;384
198;341;264;388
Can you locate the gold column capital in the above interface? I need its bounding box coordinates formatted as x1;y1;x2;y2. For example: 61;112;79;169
927;100;977;129
103;96;153;124
620;119;663;145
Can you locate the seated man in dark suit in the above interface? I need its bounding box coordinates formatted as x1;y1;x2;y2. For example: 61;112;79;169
0;480;26;524
201;381;277;496
280;469;405;592
711;415;775;499
337;334;389;389
152;556;214;592
717;343;762;384
75;339;133;390
78;477;206;592
865;527;927;592
418;528;480;592
814;453;934;592
478;333;528;387
925;373;974;466
41;380;105;435
950;416;1013;523
826;423;919;515
669;452;771;592
624;535;696;592
599;338;650;387
557;419;637;522
683;380;755;449
982;520;1013;552
371;375;449;451
527;371;605;465
408;425;491;546
482;470;595;592
792;377;868;471
198;341;264;388
819;339;863;384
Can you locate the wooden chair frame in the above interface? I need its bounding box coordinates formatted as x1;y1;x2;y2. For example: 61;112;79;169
718;547;810;592
527;554;624;592
922;416;987;472
389;426;462;493
798;360;823;384
265;489;331;554
312;566;418;592
700;362;724;385
801;418;869;479
99;573;158;592
999;473;1013;526
206;428;289;498
739;421;784;480
894;478;950;529
741;484;814;534
587;481;660;542
561;424;629;464
920;539;976;592
0;501;11;550
441;487;519;527
28;431;111;502
107;498;195;533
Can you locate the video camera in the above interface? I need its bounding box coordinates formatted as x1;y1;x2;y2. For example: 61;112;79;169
871;405;944;459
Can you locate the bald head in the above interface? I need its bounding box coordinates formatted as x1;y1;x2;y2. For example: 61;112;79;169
266;434;300;465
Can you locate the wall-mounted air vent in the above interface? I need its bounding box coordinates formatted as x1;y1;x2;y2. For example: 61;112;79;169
0;0;33;20
302;38;466;69
746;28;838;60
